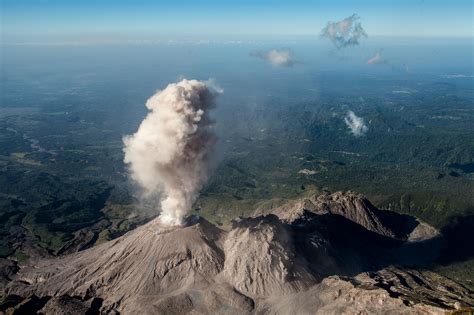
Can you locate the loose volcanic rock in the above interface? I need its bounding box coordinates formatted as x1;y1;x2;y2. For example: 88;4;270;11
3;192;472;314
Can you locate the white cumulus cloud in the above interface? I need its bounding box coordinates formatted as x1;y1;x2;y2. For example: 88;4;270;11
321;14;367;49
251;48;299;67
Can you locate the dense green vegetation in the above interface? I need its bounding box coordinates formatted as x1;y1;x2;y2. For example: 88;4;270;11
201;75;474;229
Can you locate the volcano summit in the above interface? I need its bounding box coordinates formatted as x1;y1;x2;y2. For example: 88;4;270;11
2;192;472;314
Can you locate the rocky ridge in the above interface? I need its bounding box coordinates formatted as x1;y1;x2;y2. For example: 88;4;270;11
1;191;473;314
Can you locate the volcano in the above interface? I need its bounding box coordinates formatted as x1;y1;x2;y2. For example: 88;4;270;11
1;192;473;314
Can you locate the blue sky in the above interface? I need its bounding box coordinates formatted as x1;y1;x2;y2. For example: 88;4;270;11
2;0;473;42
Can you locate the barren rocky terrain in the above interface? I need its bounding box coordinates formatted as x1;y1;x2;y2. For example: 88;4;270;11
1;192;473;314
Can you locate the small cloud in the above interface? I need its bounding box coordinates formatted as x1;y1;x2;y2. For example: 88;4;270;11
440;74;474;79
298;169;317;176
392;90;412;94
344;111;368;137
321;14;367;49
250;48;299;67
367;49;389;65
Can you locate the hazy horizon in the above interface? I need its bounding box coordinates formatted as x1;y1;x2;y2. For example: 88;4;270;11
2;0;473;43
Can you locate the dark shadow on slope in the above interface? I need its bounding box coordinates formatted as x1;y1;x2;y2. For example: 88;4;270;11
436;213;474;266
288;210;474;279
294;209;474;280
291;212;407;278
375;210;419;240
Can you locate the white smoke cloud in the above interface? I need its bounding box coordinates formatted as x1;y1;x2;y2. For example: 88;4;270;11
344;111;368;137
321;14;367;49
123;79;220;226
204;78;224;94
251;48;299;67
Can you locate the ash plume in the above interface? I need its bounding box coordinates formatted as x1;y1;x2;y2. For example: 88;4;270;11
344;111;368;137
123;79;221;226
250;48;299;67
321;14;367;49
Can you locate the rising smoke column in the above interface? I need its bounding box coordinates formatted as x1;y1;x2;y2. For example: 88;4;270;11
123;79;220;226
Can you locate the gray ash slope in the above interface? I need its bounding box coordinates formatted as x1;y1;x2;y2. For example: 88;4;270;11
2;192;473;314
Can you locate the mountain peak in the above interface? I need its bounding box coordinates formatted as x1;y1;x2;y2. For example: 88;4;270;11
2;192;471;314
